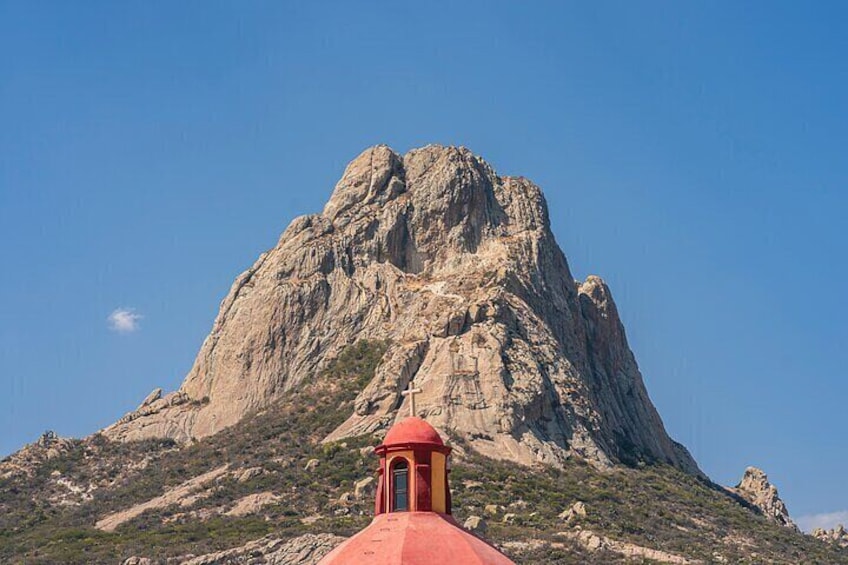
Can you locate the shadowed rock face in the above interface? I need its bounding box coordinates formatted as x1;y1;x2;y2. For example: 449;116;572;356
102;144;699;474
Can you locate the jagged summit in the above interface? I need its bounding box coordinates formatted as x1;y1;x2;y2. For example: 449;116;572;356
103;144;699;475
322;144;547;274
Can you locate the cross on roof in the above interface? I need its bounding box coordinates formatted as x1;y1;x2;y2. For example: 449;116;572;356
401;381;422;417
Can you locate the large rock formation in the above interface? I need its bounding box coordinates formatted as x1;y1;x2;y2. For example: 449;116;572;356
103;144;698;474
730;467;796;529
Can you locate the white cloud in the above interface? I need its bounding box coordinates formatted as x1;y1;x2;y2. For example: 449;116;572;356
795;510;848;533
108;308;143;333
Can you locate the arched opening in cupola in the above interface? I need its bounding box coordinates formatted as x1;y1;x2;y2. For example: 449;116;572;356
391;458;409;512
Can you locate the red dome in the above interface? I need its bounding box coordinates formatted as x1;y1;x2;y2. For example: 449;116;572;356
382;417;444;447
318;512;515;564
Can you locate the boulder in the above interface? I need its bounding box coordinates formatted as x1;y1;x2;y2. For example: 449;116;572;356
463;515;488;535
558;501;587;522
354;476;375;499
139;388;162;409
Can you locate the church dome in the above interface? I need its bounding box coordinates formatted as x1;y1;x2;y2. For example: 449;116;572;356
318;512;515;564
382;416;444;447
318;416;516;565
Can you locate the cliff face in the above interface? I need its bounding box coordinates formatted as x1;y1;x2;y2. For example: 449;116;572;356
103;145;698;474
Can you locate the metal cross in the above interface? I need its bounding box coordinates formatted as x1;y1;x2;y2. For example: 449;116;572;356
401;381;422;417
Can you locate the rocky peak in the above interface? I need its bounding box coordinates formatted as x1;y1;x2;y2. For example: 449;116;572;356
730;467;796;529
322;145;406;222
320;144;547;275
102;144;699;475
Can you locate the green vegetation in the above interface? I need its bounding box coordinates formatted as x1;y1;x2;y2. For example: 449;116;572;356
1;338;846;563
448;438;846;563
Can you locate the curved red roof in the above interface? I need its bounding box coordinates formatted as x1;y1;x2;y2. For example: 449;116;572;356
382;416;444;447
317;512;515;564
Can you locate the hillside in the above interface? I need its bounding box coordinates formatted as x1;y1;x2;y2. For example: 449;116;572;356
1;340;845;563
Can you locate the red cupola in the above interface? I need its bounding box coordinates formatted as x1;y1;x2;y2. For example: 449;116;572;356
374;416;451;516
318;415;516;565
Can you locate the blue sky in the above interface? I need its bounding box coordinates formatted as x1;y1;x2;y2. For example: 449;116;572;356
1;1;846;530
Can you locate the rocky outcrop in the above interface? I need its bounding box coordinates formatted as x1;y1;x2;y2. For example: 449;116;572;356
181;533;346;565
560;529;699;564
122;533;345;565
812;524;848;548
729;467;796;529
95;465;230;532
224;492;280;517
102;144;699;474
0;431;76;480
